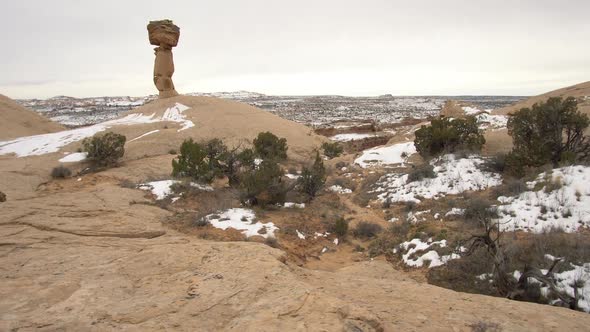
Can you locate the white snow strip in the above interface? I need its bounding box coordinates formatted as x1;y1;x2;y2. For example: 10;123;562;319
285;174;301;180
0;103;192;157
329;185;353;194
296;230;306;240
284;202;305;209
206;208;278;238
355;142;417;168
330;133;378;142
373;154;502;203
334;238;339;245
138;180;213;200
496;165;590;233
398;238;460;268
58;152;87;163
445;208;465;217
129;129;160;142
461;106;508;130
161;103;194;132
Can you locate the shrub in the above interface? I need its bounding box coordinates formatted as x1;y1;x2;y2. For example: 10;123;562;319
507;97;590;169
331;217;349;237
406;163;436;183
492;178;527;198
264;237;279;248
82;132;126;167
464;198;498;225
51;165;72;179
322;142;343;159
171;139;213;183
193;216;209;227
204;138;227;176
353;221;383;239
168;149;177;155
222;147;257;187
0;190;5;203
483;154;507;173
253;132;288;160
335;161;348;169
297;152;327;200
239;159;287;207
414;116;485;158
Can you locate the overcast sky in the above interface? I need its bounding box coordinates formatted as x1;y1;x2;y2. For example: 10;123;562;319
1;0;589;98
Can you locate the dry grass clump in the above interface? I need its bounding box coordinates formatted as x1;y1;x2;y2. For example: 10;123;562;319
51;165;72;179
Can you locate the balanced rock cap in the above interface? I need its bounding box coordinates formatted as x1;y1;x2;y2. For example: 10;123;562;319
147;19;180;47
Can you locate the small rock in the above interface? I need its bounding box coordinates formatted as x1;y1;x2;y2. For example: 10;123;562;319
0;190;6;202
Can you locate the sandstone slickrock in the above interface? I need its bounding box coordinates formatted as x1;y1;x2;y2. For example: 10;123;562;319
0;94;65;140
147;19;180;99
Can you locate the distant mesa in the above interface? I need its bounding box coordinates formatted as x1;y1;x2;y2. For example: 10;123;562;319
147;19;180;99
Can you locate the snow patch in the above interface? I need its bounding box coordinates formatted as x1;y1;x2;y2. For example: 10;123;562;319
161;103;194;132
398;238;460;268
296;230;306;240
330;133;378;142
329;185;353;194
0;103;193;157
284;202;305;209
355;142;416;168
138;180;212;200
206;208;278;238
129;130;160;142
496;165;590;233
374;154;502;203
58;152;87;163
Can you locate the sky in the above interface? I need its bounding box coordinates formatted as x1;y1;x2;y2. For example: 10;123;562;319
1;0;589;99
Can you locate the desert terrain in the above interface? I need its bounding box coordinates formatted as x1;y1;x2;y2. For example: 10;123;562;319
2;81;590;331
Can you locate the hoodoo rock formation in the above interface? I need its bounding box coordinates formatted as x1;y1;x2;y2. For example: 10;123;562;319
147;19;180;98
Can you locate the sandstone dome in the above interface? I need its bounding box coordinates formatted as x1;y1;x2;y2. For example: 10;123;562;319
0;94;65;140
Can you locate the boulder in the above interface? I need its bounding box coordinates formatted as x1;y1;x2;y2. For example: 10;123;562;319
147;19;180;48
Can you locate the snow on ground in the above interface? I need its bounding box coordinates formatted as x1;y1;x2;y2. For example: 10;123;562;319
445;208;465;217
284;202;305;209
129;130;160;142
138;180;213;200
296;230;306;240
328;185;353;194
475;112;508;130
508;262;590;312
330;133;379;142
0;103;192;157
355;142;416;168
58;152;87;163
373;154;502;203
496;165;590;233
161;103;194;132
285;174;301;180
397;238;460;268
206;208;278;238
138;180;179;200
461;106;508;130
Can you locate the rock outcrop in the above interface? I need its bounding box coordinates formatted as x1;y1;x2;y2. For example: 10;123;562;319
439;100;466;118
147;20;180;99
0;94;65;140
